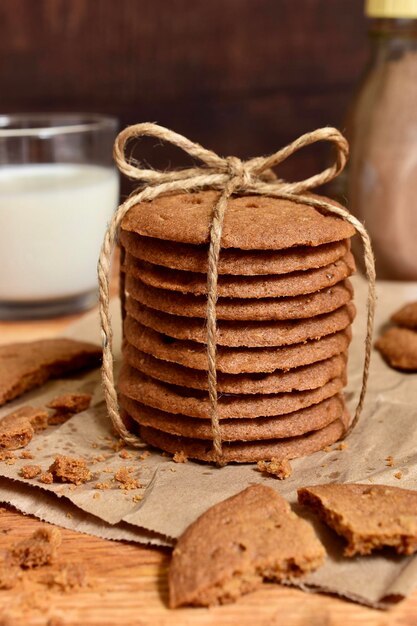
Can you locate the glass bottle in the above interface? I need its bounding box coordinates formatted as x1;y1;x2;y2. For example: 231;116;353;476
346;0;417;280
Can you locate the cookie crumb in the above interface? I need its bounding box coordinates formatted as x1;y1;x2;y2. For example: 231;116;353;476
173;451;188;464
323;445;332;453
336;442;348;451
19;464;42;479
47;393;92;425
93;492;100;500
39;472;53;484
394;471;403;480
114;467;141;490
111;438;126;452
4;457;16;465
44;562;86;592
9;527;61;568
386;455;395;467
257;458;292;480
48;455;91;485
0;450;15;461
92;454;106;463
139;451;151;460
0;562;21;589
94;482;111;490
119;449;132;459
132;494;143;503
65;512;73;519
19;451;34;460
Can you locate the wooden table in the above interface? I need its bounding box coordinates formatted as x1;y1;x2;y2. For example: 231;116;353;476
0;311;415;626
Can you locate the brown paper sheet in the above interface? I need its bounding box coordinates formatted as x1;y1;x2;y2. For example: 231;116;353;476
1;275;417;608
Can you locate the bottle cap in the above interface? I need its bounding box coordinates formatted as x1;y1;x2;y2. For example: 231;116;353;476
366;0;417;18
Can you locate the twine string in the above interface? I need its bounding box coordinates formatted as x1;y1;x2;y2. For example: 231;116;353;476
98;122;375;456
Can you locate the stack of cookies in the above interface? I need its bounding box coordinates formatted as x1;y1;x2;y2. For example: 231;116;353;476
117;191;357;463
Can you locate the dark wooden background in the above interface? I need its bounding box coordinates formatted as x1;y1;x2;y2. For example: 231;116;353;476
0;0;368;182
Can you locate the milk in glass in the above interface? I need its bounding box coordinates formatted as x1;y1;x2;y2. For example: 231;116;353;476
0;163;119;301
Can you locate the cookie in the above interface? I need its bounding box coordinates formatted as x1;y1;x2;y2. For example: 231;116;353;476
375;327;417;371
391;301;417;329
124;252;356;299
118;365;345;419
126;298;356;348
298;484;417;556
123;343;347;394
119;230;351;276
120;393;345;441
120;191;356;249
169;484;325;607
124;316;352;374
0;408;34;449
126;276;353;321
0;339;102;407
47;393;92;425
138;412;349;463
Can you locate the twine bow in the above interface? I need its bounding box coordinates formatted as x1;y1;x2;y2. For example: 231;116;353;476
98;122;376;460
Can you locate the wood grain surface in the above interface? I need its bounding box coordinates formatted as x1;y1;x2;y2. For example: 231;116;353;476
0;503;413;626
0;312;416;624
0;0;368;184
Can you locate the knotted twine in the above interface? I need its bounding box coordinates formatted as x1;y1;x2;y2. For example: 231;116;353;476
98;122;376;461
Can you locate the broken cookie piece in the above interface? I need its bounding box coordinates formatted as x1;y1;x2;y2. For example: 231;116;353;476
9;527;62;568
257;458;292;479
169;484;325;608
375;327;417;371
27;407;49;432
0;338;101;407
48;455;91;485
0;407;35;449
47;393;92;425
298;483;417;556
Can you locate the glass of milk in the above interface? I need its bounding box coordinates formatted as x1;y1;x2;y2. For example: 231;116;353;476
0;113;119;319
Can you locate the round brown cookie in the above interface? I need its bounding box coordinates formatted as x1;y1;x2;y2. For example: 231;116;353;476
123;343;347;394
391;302;417;330
375;327;417;371
123;252;356;299
120;191;356;249
125;299;356;348
118;364;346;419
125;275;353;321
119;230;351;276
124;316;353;374
120;393;345;441
136;412;350;463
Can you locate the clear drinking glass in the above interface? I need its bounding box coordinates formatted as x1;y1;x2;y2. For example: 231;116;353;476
0;113;119;319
